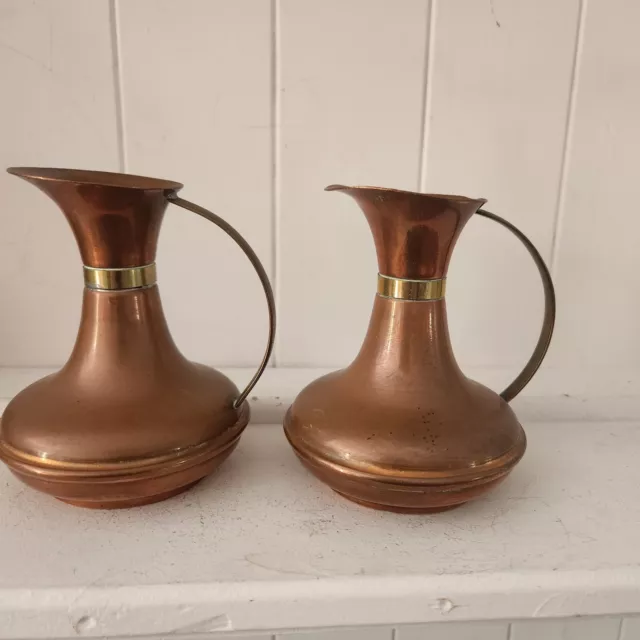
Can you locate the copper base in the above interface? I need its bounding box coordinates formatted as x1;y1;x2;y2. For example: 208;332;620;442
283;185;551;514
58;480;202;509
1;168;275;509
286;426;519;513
1;422;243;509
334;492;464;514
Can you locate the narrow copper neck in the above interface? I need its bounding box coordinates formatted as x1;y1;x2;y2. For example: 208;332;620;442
7;167;181;268
327;185;486;279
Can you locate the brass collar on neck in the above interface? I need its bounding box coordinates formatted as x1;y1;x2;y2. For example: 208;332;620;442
377;273;446;301
84;264;157;291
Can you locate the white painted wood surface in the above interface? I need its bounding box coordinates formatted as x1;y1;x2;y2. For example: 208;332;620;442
117;0;273;366
2;0;640;636
621;617;640;640
397;621;509;640
550;0;640;376
0;0;119;365
277;0;428;366
510;617;623;640
424;0;580;378
277;630;392;640
127;620;636;640
71;617;637;640
1;369;640;638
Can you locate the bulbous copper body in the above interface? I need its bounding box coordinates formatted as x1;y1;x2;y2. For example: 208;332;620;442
0;168;274;508
284;185;554;513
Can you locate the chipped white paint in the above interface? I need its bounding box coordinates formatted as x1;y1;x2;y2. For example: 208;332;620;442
431;598;456;615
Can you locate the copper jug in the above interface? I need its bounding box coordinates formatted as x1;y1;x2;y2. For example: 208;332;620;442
0;168;275;508
284;185;554;513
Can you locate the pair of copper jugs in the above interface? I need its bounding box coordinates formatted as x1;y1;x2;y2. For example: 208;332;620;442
0;168;554;512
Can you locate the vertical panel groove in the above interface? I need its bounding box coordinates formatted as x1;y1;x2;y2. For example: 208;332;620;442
271;0;282;367
617;617;625;640
108;0;127;172
418;0;437;191
549;0;587;274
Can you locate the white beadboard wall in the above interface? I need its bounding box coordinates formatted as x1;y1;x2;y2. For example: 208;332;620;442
1;0;639;388
83;617;638;639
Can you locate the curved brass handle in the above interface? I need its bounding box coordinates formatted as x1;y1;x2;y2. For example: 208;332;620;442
476;209;556;402
168;194;276;408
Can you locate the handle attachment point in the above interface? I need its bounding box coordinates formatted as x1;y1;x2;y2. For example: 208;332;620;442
476;209;556;402
167;194;275;409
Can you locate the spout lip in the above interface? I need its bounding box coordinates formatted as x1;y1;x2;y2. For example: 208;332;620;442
325;183;487;207
7;167;183;192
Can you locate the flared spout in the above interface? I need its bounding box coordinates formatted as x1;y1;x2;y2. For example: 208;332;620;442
326;184;487;279
7;167;183;268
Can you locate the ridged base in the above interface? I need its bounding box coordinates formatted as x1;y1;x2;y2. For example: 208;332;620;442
334;491;464;514
286;427;522;513
58;480;202;509
0;419;246;509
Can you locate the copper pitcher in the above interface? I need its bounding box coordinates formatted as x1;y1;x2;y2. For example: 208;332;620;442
284;185;555;513
0;168;275;508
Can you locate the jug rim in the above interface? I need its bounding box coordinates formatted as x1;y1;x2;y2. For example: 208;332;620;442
325;184;486;205
7;167;183;191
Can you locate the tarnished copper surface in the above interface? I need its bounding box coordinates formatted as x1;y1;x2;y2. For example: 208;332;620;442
6;167;180;268
284;185;555;513
0;168;275;508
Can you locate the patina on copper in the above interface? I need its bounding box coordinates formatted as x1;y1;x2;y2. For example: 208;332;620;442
284;185;555;513
0;167;275;508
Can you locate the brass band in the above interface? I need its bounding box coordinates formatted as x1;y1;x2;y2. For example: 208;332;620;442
84;263;157;290
377;273;446;301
